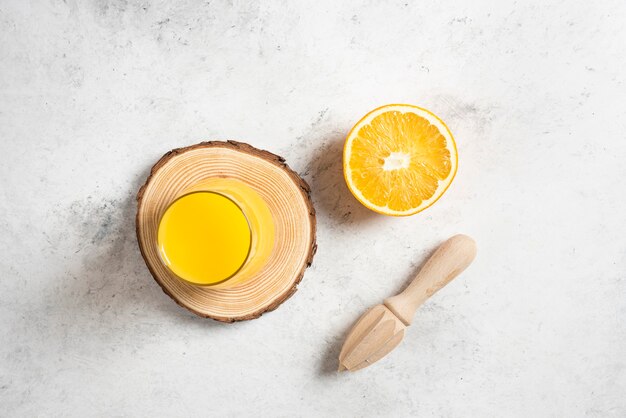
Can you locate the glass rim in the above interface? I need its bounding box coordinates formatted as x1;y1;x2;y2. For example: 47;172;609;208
157;190;253;287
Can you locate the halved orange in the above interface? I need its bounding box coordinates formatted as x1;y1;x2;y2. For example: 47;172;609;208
343;104;457;216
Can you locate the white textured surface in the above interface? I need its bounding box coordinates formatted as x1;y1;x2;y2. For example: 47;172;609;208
1;1;625;416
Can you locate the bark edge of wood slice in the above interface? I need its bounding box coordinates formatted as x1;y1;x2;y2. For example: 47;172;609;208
136;141;317;322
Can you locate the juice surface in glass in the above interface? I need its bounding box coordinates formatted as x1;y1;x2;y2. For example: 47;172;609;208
157;178;274;288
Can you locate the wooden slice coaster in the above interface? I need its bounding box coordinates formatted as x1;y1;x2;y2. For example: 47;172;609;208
136;141;317;322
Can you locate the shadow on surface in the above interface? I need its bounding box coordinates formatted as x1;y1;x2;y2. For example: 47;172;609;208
318;315;356;377
52;165;230;331
302;133;379;227
316;242;441;376
389;244;439;296
304;133;385;376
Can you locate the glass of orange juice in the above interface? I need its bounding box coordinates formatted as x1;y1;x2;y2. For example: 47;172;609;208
157;178;275;288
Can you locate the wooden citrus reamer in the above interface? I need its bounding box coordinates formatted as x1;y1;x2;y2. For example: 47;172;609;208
338;234;477;372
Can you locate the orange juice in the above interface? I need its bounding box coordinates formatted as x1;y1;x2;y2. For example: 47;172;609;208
157;178;274;287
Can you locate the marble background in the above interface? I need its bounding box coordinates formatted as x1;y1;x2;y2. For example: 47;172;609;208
1;1;625;416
